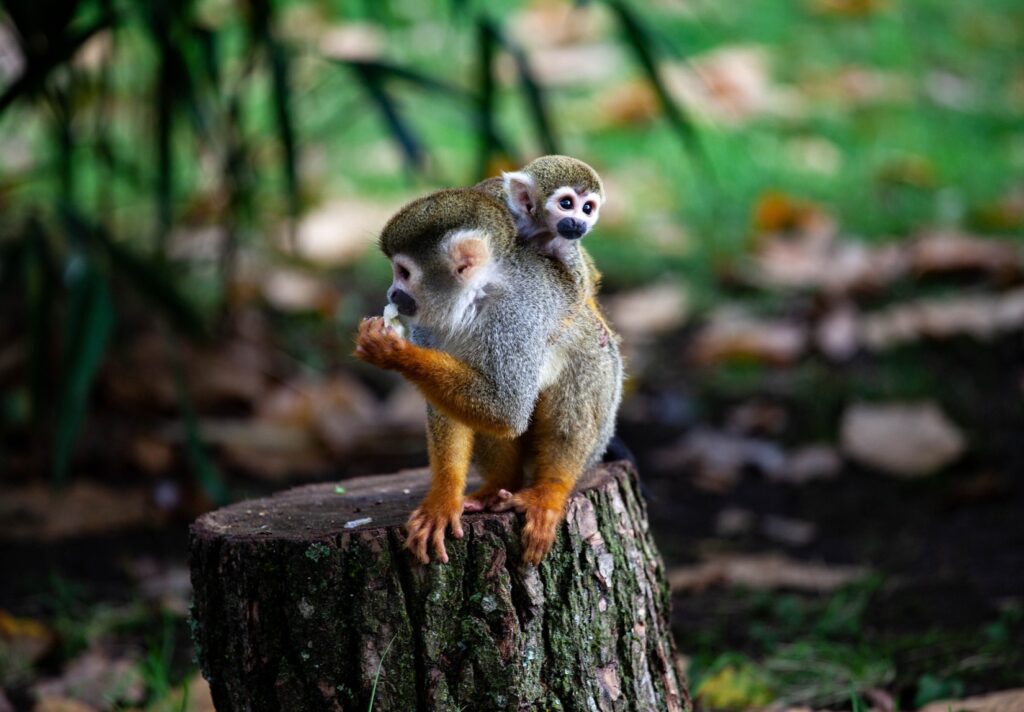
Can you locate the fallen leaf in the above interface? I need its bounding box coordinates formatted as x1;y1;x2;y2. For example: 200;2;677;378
196;419;329;480
909;231;1021;279
761;515;816;546
0;483;154;541
661;45;803;125
319;22;383;62
508;1;607;49
597;80;659;128
652;428;787;491
715;507;755;537
32;699;96;712
0;611;56;686
860;289;1024;350
261;268;339;314
799;66;911;107
668;553;867;592
692;309;807;366
918;688;1024;712
288;199;403;267
498;43;624;88
840;401;966;477
753;192;830;235
604;282;690;340
34;649;144;709
816;303;861;361
775;444;842;485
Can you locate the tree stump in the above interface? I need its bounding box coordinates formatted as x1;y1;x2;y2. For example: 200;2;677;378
189;461;689;712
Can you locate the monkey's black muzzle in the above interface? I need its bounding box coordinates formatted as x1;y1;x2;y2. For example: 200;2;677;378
389;288;417;316
556;218;588;240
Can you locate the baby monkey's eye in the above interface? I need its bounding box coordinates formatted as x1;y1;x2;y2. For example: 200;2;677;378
397;264;410;280
559;197;573;210
582;202;594;215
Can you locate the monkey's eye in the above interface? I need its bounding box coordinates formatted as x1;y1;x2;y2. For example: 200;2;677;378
559;197;573;210
396;263;410;280
582;201;595;215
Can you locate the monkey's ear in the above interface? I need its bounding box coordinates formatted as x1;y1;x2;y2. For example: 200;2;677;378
502;171;536;217
446;231;492;283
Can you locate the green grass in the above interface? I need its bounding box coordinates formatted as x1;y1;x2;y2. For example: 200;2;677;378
684;578;1024;709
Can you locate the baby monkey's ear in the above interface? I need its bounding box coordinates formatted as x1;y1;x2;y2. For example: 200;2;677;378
502;171;536;217
446;230;492;283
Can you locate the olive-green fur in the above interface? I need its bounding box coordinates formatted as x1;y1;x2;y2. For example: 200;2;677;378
520;155;603;199
379;189;516;264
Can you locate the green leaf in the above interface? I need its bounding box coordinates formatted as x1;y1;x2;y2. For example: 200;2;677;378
487;21;558;155
52;260;114;484
174;348;228;505
605;0;707;168
347;63;427;174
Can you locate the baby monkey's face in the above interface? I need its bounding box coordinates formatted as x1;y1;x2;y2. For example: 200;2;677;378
544;187;602;241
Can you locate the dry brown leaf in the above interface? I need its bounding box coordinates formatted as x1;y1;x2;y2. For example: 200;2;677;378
0;483;154;541
261;268;339;314
288;199;403;266
692;309;807;366
860;288;1024;350
34;649;144;709
752;192;831;235
319;23;383;61
652;428;787;492
751;233;907;295
668;553;866;592
597;80;659;127
761;515;816;546
909;231;1021;279
799;66;911;106
32;699;96;712
816;303;861;361
508;0;607;48
0;611;56;686
661;46;803;125
840;401;966;477
918;688;1024;712
605;282;689;340
197;419;328;480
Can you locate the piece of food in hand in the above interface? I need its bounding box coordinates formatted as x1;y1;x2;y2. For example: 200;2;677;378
383;303;406;338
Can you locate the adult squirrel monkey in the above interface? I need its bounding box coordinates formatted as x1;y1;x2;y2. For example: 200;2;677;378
475;155;611;339
355;189;622;565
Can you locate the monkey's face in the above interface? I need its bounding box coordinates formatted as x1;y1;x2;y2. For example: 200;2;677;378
544;187;602;241
386;229;497;333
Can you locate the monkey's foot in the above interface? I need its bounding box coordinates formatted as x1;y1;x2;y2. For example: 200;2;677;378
462;487;514;513
405;497;464;565
354;316;408;370
492;488;566;565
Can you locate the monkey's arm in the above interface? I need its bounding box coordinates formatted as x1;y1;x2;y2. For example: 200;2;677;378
355;317;535;439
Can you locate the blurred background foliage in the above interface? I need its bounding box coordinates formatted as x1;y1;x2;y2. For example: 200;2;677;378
2;0;1024;709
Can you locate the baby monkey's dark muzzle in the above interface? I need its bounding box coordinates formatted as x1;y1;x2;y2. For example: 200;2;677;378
556;217;587;240
389;288;417;316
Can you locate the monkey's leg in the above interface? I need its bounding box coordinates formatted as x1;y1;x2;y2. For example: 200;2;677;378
492;392;591;565
405;409;474;564
464;435;524;512
355;317;521;438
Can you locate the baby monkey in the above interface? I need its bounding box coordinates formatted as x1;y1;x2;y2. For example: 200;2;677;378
476;155;611;338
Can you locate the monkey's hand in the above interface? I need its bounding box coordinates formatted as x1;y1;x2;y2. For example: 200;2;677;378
405;494;464;565
492;486;568;565
355;316;408;370
463;486;514;513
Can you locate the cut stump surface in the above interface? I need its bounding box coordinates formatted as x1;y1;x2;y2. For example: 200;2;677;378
189;461;688;711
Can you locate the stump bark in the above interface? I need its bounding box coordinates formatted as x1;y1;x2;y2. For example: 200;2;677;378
189;461;689;712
